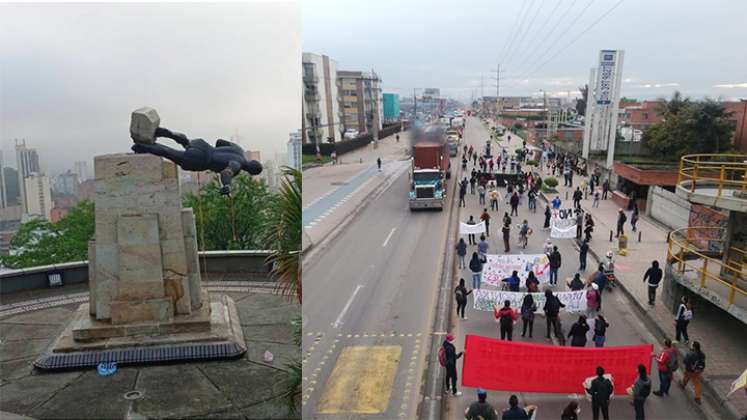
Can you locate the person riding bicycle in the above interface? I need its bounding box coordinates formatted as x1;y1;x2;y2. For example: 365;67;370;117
603;250;616;288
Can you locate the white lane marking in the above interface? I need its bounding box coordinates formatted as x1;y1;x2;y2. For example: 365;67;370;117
331;284;362;329
382;228;397;247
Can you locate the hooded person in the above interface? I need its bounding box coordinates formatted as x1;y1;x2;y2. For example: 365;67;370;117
441;333;463;396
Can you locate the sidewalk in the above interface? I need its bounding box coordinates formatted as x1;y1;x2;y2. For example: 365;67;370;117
543;151;747;418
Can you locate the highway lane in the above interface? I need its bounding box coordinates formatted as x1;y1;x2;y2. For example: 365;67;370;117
303;149;454;418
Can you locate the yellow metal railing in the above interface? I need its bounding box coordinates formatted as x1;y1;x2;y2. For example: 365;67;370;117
667;226;747;306
678;154;747;199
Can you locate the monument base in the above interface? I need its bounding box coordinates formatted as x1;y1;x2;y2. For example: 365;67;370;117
34;294;246;370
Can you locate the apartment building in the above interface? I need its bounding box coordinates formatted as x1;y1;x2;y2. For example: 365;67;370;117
337;70;382;136
302;52;340;145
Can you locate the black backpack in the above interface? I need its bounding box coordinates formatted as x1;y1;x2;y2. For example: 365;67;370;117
499;310;513;327
639;380;651;398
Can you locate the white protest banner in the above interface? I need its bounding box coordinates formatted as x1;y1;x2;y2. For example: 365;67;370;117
460;221;486;235
473;289;587;313
482;254;551;287
551;208;578;239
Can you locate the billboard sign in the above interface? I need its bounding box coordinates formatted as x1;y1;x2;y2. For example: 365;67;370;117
596;50;618;106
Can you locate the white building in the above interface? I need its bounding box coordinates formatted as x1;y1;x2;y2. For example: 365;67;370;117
24;173;52;220
302;52;341;145
74;160;89;182
337;70;382;137
288;130;302;170
15;140;40;214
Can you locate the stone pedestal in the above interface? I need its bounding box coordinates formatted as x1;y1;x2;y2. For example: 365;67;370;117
35;154;246;370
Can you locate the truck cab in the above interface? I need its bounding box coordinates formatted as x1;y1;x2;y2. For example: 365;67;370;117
409;169;445;210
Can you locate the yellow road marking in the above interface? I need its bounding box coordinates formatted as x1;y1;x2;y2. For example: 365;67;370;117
317;345;402;414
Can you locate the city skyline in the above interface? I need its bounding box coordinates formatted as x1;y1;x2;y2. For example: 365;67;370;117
302;0;747;101
0;2;301;175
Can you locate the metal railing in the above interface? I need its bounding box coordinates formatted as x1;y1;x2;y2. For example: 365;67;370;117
678;154;747;199
667;226;747;306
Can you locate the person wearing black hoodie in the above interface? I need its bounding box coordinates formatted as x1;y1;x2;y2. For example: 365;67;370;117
579;239;589;271
568;315;590;347
469;252;484;289
520;294;537;338
442;334;463;396
543;290;565;344
455;278;472;320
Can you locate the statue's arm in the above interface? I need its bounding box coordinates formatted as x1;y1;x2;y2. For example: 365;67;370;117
155;127;190;148
219;161;243;195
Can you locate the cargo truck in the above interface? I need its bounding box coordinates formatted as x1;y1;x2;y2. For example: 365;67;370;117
409;143;450;210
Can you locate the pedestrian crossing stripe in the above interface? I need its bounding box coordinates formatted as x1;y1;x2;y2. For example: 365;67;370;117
316;345;402;414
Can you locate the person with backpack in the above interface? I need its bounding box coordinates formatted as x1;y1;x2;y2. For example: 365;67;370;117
464;388;498;420
568;315;590;347
543;289;565;344
520;294;537;338
573;187;583;209
455;278;472;320
469;252;484;289
525;271;540;293
440;333;463;396
675;296;693;343
579;239;589;271
680;341;706;405
630;363;652;420
548;246;562;286
585;366;614;420
455;238;468;269
584;213;595;241
481;209;491;237
653;338;678;397
592;314;609;347
643;260;663;305
495;300;517;341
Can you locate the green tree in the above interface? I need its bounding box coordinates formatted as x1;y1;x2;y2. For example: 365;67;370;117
183;174;277;251
262;167;301;302
643;92;734;160
1;200;94;269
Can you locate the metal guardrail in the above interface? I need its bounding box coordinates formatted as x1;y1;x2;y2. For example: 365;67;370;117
667;227;747;306
678;153;747;199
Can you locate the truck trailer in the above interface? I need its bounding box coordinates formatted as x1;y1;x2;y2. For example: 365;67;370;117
409;142;450;210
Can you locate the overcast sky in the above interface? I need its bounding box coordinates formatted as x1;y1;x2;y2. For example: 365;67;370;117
0;1;300;175
303;0;747;102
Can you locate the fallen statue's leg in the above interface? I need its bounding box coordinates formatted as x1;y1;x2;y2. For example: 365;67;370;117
132;143;187;167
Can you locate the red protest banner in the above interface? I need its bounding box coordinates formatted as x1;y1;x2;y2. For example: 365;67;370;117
462;335;653;395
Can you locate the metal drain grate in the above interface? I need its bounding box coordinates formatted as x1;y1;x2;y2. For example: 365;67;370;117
34;342;245;370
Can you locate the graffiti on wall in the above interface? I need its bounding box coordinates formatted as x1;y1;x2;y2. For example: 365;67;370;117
688;204;728;251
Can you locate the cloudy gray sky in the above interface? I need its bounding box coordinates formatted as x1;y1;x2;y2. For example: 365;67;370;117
303;0;747;102
0;1;300;175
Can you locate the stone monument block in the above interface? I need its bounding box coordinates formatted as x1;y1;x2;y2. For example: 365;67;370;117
110;298;173;324
130;107;160;144
115;214;165;301
181;208;203;309
88;240;97;316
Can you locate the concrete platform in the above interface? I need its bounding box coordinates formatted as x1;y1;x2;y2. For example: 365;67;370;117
34;294;246;370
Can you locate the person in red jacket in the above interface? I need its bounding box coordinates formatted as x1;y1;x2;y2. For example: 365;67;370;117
494;300;518;341
652;338;678;396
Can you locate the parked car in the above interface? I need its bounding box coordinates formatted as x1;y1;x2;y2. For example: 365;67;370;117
343;129;359;140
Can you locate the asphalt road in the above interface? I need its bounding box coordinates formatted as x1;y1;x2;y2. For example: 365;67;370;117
446;117;704;420
302;149;453;418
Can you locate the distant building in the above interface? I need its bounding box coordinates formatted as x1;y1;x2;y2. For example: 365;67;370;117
74;160;89;182
24;173;52;220
724;100;747;153
337;70;382;136
245;150;261;163
383;93;400;123
618;100;664;133
3;168;19;207
15;140;40;214
78;179;96;201
262;160;278;189
302;52;340;145
53;170;80;196
0;152;7;209
50;206;69;223
288;131;302;170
